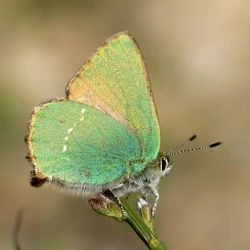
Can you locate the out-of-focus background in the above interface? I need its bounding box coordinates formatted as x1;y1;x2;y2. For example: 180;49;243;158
1;1;249;249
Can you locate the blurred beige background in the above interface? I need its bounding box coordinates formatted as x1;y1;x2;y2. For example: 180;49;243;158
1;0;249;249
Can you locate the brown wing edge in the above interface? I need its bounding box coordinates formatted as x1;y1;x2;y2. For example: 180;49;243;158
25;97;65;188
128;33;161;139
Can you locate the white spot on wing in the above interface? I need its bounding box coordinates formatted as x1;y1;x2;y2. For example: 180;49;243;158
68;128;73;134
63;108;86;154
63;145;67;152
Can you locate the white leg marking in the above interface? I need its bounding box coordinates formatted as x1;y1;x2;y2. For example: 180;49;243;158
149;188;159;217
141;186;159;217
48;176;52;183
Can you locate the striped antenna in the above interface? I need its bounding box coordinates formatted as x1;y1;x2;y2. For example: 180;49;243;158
166;134;197;156
167;141;222;157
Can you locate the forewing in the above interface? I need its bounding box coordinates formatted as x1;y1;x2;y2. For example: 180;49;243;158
28;100;141;188
67;32;160;167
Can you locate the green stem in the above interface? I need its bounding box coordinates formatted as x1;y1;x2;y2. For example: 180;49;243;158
120;198;167;250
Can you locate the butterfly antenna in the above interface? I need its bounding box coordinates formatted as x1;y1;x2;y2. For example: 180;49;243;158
167;141;222;157
166;134;197;155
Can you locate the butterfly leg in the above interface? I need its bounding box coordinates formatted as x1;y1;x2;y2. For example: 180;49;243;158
103;189;127;217
141;186;159;217
110;179;143;216
151;188;159;217
115;196;126;217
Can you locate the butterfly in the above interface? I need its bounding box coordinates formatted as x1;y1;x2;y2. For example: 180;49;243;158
25;31;221;215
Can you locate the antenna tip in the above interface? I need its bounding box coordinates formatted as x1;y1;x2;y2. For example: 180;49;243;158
189;134;197;141
209;141;222;148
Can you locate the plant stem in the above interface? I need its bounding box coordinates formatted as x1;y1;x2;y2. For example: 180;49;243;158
120;198;167;250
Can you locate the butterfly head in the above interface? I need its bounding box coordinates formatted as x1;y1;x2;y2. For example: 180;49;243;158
159;155;174;177
142;153;174;185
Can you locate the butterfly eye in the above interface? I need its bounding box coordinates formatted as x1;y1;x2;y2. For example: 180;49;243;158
160;157;169;172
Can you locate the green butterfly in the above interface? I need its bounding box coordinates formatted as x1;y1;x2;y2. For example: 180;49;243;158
26;31;221;215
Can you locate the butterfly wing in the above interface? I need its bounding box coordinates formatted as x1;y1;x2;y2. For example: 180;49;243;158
67;32;160;169
28;100;142;192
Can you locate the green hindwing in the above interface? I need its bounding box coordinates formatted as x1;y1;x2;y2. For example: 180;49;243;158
29;100;143;188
